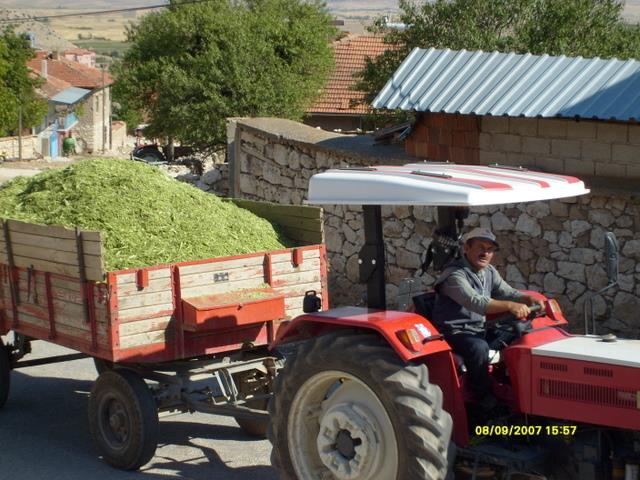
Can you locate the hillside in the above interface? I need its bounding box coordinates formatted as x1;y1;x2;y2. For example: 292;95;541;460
0;0;161;8
0;9;75;51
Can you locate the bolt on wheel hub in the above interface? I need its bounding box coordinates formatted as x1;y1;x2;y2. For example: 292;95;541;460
106;401;128;443
316;403;381;480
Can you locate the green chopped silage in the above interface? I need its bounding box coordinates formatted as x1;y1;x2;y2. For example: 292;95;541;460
0;159;294;271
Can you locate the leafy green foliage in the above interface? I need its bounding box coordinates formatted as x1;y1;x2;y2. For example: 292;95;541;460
0;159;293;271
358;0;640;104
113;0;335;150
0;29;47;136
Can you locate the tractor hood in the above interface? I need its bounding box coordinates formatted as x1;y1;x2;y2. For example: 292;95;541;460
532;335;640;368
307;163;589;206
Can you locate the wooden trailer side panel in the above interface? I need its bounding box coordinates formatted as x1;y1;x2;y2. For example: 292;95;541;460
0;268;111;354
229;199;324;246
108;200;326;362
0;220;105;282
110;244;328;362
0;220;110;354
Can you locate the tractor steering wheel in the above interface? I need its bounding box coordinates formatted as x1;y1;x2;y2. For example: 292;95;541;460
490;303;543;336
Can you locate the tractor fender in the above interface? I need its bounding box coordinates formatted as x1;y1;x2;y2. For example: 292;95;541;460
272;306;451;363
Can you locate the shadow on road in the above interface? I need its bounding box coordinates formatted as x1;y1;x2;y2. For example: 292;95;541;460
1;369;277;479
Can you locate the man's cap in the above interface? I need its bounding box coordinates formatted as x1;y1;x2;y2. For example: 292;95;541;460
462;227;499;248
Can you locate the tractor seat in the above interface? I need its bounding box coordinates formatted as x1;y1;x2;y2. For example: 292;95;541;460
453;350;501;373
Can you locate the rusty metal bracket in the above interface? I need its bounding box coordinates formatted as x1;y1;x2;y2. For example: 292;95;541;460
2;220;19;306
3;220;19;328
26;266;39;305
136;268;149;290
75;227;91;324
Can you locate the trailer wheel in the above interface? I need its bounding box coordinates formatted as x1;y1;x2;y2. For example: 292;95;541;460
0;338;10;410
268;331;453;480
93;358;115;375
89;369;158;470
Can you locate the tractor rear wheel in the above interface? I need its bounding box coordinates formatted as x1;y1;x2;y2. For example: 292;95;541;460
0;338;10;410
268;331;453;480
88;369;158;470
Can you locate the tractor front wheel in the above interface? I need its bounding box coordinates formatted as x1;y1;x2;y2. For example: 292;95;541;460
0;338;10;409
268;331;453;480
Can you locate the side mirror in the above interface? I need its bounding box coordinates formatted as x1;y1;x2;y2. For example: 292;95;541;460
604;232;619;284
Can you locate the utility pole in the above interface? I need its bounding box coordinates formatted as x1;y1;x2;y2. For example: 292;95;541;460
101;65;106;153
18;103;23;161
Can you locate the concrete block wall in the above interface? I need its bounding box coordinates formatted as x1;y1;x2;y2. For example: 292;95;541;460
481;116;640;178
409;112;640;179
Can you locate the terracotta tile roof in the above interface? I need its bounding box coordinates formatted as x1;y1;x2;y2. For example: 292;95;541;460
64;48;95;56
34;73;72;98
27;51;113;90
308;35;394;115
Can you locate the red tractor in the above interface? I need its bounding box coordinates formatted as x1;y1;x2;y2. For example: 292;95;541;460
268;163;638;479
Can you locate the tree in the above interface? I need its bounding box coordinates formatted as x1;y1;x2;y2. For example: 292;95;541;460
113;0;335;150
358;0;640;104
0;29;47;137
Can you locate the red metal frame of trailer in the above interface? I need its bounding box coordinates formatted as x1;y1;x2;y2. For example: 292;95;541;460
0;244;328;363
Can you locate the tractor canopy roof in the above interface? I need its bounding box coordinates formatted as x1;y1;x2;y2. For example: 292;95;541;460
307;163;589;206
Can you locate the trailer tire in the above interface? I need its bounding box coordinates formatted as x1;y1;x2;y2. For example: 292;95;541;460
89;369;158;470
268;331;453;480
93;358;115;375
0;338;10;410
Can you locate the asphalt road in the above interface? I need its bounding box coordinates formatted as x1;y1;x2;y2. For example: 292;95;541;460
0;338;277;480
0;163;278;479
0;167;41;184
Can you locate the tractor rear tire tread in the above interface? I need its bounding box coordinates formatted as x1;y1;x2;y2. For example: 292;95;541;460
268;330;453;480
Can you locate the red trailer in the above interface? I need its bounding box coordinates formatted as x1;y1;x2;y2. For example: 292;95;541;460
0;199;327;470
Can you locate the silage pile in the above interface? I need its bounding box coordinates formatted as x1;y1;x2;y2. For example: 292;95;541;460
0;159;293;271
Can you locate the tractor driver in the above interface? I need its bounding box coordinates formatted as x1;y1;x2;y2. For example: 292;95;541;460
431;227;544;411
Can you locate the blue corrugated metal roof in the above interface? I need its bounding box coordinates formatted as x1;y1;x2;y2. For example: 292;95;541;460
372;48;640;121
51;87;91;105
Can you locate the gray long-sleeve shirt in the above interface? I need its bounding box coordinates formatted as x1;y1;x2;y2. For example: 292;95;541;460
437;256;525;316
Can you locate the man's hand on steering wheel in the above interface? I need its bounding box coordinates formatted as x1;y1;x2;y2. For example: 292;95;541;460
507;301;530;319
520;295;546;312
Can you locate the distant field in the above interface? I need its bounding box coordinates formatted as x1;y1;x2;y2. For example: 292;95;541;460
16;8;140;42
74;39;130;57
12;2;640;54
12;5;376;45
624;5;640;22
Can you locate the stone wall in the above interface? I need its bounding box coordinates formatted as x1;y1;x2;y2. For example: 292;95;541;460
228;117;640;337
0;135;39;160
162;149;229;196
75;87;111;154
